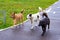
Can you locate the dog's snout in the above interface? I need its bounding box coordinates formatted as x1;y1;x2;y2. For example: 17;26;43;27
10;16;15;18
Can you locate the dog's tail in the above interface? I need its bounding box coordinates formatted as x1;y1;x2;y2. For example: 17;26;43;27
38;7;42;12
20;9;24;13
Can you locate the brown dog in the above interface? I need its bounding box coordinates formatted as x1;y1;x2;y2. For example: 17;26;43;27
11;10;24;25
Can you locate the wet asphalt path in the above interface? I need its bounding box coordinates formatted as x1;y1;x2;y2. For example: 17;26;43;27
0;1;60;40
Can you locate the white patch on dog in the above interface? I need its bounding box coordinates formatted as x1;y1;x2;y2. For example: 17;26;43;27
27;12;43;29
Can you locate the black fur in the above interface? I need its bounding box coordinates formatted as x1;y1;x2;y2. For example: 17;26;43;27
29;14;32;17
38;17;50;36
38;13;50;36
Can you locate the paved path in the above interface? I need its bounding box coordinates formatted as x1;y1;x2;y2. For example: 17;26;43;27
0;1;60;40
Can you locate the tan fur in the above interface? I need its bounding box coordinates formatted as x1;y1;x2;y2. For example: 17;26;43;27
14;13;24;25
11;10;24;25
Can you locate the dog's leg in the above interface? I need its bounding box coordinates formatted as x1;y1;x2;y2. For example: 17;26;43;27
48;20;50;29
14;19;17;25
11;19;17;30
48;24;50;29
31;22;35;30
21;16;24;26
41;25;46;36
48;19;50;29
31;24;34;30
14;19;18;29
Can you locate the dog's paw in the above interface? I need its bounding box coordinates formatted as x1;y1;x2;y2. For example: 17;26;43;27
41;33;44;36
30;28;33;30
30;28;34;31
11;28;16;30
31;26;34;29
21;23;24;26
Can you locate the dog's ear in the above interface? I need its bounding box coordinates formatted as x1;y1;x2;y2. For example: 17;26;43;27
13;12;15;15
10;12;15;18
37;15;39;18
29;14;32;17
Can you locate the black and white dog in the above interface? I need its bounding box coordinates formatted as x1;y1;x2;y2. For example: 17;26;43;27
27;7;44;29
27;13;40;29
38;12;50;36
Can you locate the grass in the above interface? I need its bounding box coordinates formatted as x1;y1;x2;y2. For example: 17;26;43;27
0;0;57;29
